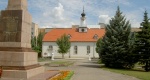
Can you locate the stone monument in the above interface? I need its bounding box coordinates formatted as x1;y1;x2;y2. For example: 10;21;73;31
51;53;54;60
0;0;44;79
88;54;91;61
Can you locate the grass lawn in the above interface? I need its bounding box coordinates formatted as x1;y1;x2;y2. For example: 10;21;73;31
49;61;75;67
38;57;51;62
51;61;69;64
98;59;150;80
38;58;75;66
102;66;150;80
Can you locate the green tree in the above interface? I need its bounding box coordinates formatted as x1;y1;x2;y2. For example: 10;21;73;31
31;36;37;49
134;11;150;71
99;6;136;69
31;32;44;58
56;34;71;59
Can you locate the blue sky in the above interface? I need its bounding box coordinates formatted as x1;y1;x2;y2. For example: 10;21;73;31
0;0;150;28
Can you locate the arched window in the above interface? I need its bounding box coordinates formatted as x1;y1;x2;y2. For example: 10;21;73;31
48;45;53;51
74;46;78;54
44;52;47;55
87;46;90;54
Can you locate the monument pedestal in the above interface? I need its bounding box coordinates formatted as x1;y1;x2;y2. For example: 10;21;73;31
2;66;44;79
0;51;45;79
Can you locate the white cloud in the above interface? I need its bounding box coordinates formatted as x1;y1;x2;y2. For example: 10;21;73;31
99;15;111;24
125;10;142;27
42;3;68;28
131;20;141;28
52;3;64;20
43;3;64;19
98;9;142;28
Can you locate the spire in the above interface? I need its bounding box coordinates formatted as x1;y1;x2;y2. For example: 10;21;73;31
7;0;27;10
81;6;86;17
83;6;84;13
117;0;120;7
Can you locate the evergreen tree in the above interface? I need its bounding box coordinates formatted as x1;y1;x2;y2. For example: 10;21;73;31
134;11;150;71
99;6;136;68
96;38;102;58
56;34;71;58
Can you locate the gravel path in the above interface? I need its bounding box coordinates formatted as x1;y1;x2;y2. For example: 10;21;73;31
45;59;140;80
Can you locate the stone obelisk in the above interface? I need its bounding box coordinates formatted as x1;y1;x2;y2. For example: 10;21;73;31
0;0;44;79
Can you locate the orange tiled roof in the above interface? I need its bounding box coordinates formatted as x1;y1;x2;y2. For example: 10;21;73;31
43;28;105;42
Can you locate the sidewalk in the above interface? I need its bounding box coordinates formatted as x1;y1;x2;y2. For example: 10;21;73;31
45;59;140;80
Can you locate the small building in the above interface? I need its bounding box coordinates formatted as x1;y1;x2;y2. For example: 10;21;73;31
42;8;105;58
31;22;39;38
38;28;46;34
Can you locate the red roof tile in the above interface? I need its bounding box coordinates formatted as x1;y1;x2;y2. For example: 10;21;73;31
43;28;105;42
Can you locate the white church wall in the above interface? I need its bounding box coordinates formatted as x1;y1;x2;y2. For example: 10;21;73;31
42;42;68;58
42;42;99;58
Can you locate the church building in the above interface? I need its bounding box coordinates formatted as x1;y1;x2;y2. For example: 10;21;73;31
42;8;105;58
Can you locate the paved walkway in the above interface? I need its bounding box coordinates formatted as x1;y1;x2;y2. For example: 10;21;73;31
45;59;140;80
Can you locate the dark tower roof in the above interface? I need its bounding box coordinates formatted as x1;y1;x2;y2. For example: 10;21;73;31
81;6;86;17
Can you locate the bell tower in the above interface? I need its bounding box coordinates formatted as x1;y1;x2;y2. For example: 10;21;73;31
79;6;88;32
80;6;86;27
